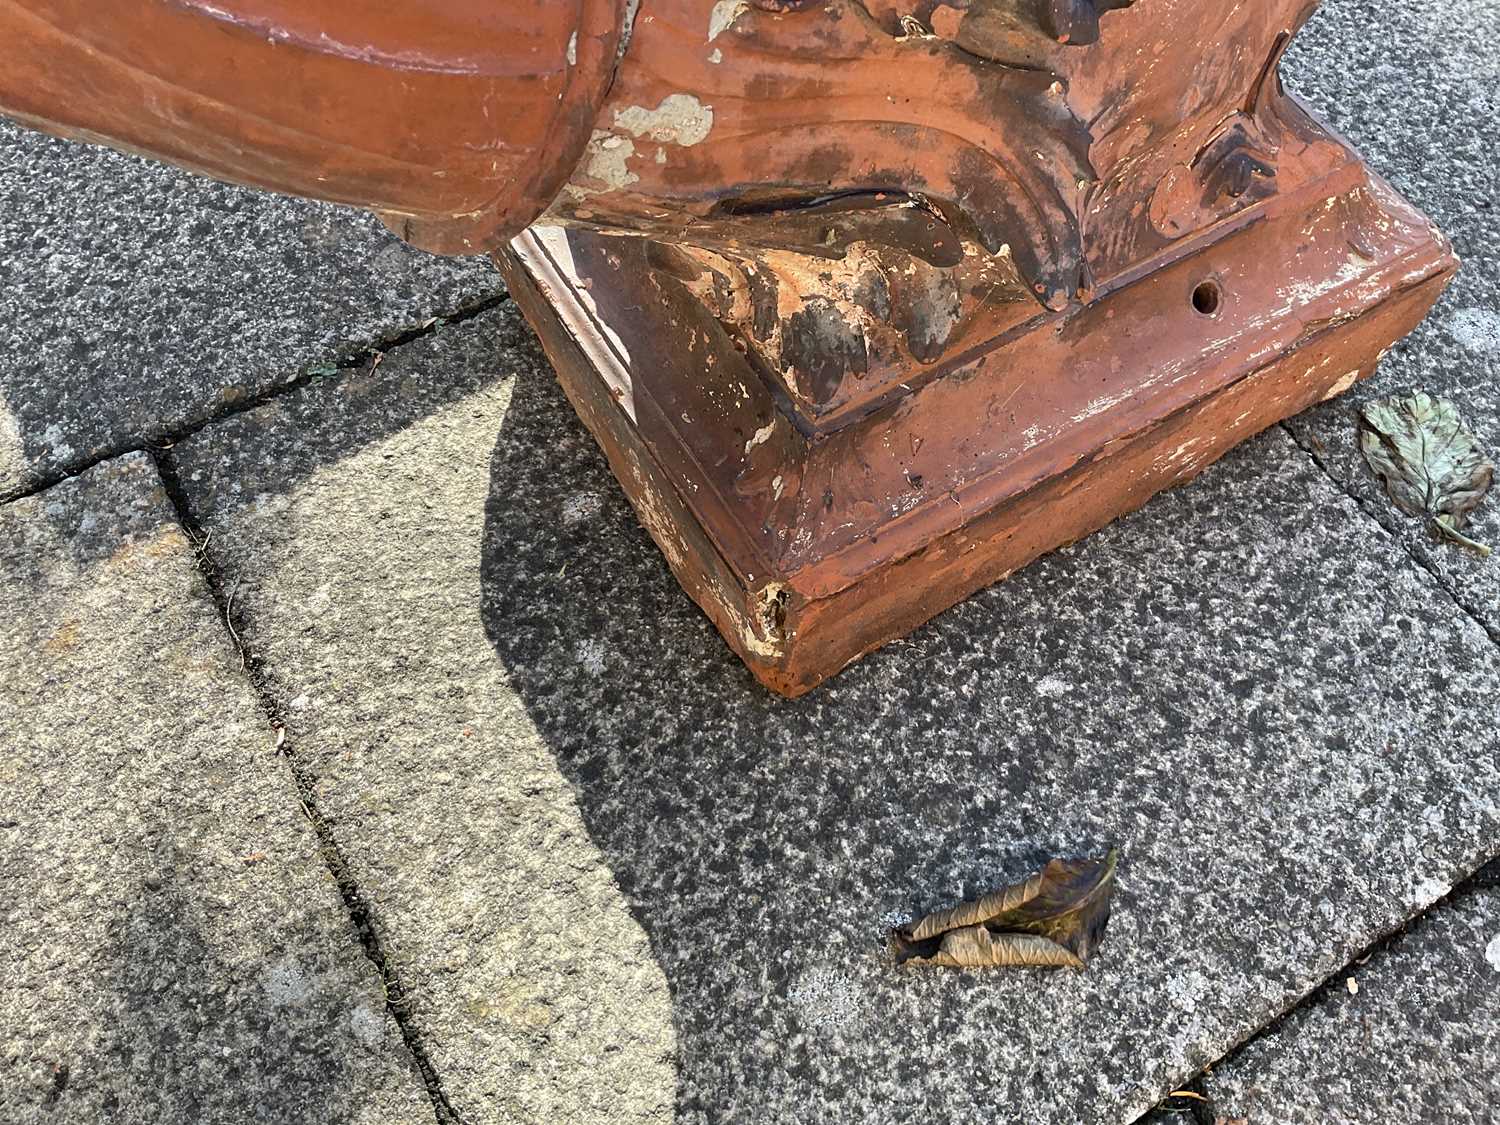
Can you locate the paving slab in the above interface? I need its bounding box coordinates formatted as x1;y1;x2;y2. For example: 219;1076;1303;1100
0;453;431;1124
1201;862;1500;1124
1280;0;1500;636
168;296;1500;1123
0;119;503;498
168;305;679;1125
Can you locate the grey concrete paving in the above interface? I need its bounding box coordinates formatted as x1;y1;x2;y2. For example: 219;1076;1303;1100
168;305;678;1125
0;0;1495;1120
0;453;430;1124
1202;862;1500;1124
0;120;503;498
1281;0;1500;637
167;296;1500;1124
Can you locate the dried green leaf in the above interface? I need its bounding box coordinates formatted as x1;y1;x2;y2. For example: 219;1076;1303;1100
893;849;1118;970
1358;392;1494;556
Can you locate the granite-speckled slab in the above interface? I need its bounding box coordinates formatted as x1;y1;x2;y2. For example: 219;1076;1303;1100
166;296;1500;1123
0;453;430;1125
1280;0;1500;637
0;119;503;498
1203;863;1500;1124
167;306;679;1125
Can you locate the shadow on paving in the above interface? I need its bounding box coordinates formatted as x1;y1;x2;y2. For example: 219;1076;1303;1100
0;120;501;498
480;370;1064;1119
475;366;1500;1122
60;850;379;1125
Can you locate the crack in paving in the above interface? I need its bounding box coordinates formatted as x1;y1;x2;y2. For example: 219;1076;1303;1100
1134;855;1500;1124
0;289;510;509
149;445;471;1125
1131;422;1500;1123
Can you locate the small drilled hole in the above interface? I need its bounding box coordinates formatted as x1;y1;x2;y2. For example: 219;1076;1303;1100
1192;281;1222;316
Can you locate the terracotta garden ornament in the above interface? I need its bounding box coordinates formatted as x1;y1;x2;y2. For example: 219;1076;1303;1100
0;0;1457;693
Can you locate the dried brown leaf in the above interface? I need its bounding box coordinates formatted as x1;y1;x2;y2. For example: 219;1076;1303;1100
903;869;1046;941
922;927;1085;969
893;849;1118;970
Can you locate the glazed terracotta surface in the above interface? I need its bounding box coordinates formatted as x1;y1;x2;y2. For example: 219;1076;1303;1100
0;1;1457;692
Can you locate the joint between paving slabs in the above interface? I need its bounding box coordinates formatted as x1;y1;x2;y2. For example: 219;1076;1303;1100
1132;855;1500;1124
6;292;1485;1123
1134;425;1500;1123
0;289;511;510
148;446;472;1125
1277;419;1500;651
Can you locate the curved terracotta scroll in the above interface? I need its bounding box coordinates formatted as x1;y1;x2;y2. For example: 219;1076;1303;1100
0;0;626;252
539;0;1336;420
0;0;1317;300
0;0;1329;368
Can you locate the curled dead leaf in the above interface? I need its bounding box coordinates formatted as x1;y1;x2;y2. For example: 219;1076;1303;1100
892;849;1118;969
1358;392;1494;555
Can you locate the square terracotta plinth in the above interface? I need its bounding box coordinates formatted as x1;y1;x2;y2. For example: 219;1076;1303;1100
499;134;1454;697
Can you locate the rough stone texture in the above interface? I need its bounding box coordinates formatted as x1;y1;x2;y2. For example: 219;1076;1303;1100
1;0;1484;1117
1281;0;1500;636
167;305;678;1125
1202;862;1500;1124
169;297;1500;1123
0;119;503;498
0;453;430;1124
